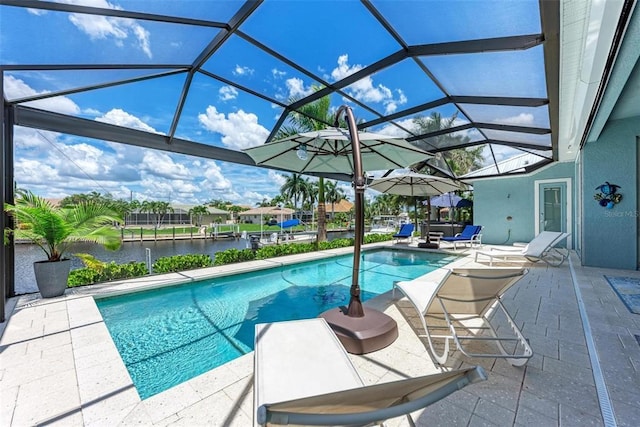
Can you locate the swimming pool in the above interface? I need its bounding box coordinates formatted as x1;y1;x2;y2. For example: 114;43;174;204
95;248;456;399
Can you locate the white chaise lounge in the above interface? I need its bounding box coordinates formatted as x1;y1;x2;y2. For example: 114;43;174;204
254;318;486;426
474;231;570;266
393;267;532;367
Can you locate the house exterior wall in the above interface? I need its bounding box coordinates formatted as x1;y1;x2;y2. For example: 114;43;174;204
580;116;640;269
472;162;575;245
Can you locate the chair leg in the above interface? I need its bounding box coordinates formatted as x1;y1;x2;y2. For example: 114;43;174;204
423;321;450;366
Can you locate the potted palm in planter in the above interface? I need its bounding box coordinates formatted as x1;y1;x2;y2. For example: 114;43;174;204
4;190;123;298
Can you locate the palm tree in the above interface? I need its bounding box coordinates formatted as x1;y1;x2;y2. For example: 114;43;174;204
275;91;333;241
227;205;246;223
255;198;271;208
154;201;174;228
324;180;346;224
280;174;308;221
4;190;122;297
306;179;319;226
411;112;483;176
188;205;209;226
127;199;141;225
270;194;288;207
140;200;174;228
5;190;122;261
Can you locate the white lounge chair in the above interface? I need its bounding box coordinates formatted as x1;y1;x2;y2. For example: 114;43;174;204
393;267;532;367
474;231;570;266
254;318;486;426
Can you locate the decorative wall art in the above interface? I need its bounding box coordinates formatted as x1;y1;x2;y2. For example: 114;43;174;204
594;182;622;208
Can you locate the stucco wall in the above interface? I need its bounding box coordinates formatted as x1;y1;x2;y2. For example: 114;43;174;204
472;162;575;245
581;117;640;269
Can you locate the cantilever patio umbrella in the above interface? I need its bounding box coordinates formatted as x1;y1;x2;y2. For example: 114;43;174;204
244;108;431;318
369;173;461;236
245;127;429;174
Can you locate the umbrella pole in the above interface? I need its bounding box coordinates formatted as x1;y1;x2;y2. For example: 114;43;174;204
449;192;455;236
337;105;365;318
426;199;431;237
318;105;399;354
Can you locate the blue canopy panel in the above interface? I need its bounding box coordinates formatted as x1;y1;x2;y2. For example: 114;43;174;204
278;219;301;229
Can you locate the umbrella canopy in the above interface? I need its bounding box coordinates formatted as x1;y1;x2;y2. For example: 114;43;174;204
429;192;463;208
369;173;461;197
369;173;462;233
243;127;430;174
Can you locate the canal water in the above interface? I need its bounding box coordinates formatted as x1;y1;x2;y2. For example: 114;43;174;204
13;232;352;295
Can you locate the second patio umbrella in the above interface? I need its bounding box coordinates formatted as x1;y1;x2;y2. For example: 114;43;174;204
369;173;462;236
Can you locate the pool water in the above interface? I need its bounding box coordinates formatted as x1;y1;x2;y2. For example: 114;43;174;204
96;249;456;399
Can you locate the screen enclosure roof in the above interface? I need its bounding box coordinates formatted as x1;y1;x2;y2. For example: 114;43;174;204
1;0;559;182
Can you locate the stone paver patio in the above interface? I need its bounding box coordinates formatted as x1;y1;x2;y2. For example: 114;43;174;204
1;243;639;426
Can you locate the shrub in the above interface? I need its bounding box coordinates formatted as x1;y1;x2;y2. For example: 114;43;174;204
67;232;396;286
213;248;255;265
152;254;213;273
364;233;394;244
68;261;147;287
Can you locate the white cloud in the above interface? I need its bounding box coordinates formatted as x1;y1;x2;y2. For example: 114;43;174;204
285;77;313;98
4;75;81;115
241;190;267;204
198;106;269;150
27;8;47;16
375;118;416;137
95;108;161;133
384;89;407;115
272;68;286;79
141;151;192;180
331;54;363;81
64;0;152;58
200;161;232;191
330;55;406;113
14;159;59;184
233;65;254;76
52;142;110;178
14;127;60;150
219;86;238;101
269;170;287;188
338;182;354;201
497;113;535;126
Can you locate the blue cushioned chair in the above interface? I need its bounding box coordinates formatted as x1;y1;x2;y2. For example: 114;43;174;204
441;225;482;250
393;223;415;243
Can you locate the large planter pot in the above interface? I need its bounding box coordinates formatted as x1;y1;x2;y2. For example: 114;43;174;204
34;259;71;298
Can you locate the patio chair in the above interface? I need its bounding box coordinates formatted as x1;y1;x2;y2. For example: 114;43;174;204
440;225;482;250
254;318;487;426
393;267;532;367
392;223;415;243
474;231;570;267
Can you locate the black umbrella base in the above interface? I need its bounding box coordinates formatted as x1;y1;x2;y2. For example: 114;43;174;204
418;242;439;249
319;306;398;354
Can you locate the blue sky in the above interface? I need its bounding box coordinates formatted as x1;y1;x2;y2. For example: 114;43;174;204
1;0;548;207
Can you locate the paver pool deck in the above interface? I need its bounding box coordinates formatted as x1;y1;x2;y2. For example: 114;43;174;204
1;243;639;426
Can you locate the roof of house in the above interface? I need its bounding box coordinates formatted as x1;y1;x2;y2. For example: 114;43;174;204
322;199;354;213
170;204;229;215
239;206;295;216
